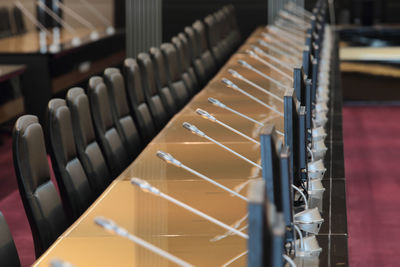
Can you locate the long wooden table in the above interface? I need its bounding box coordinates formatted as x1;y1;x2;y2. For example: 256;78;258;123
32;27;348;266
0;28;125;123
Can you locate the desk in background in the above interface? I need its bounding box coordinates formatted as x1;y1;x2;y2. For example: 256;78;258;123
0;64;25;123
0;28;125;123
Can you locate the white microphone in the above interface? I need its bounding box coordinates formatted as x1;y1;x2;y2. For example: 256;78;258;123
195;108;260;145
156;150;248;201
55;0;100;40
207;98;284;136
221;77;284;116
261;32;302;55
257;39;300;63
94;217;194;267
50;259;75;267
35;0;81;48
251;45;294;71
237;60;290;92
267;25;305;44
182;122;262;169
228;68;283;103
130;178;249;239
14;1;50;53
246;49;294;81
78;0;115;35
221;251;248;267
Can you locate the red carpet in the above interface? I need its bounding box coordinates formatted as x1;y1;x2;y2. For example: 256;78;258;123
343;106;400;267
0;106;399;266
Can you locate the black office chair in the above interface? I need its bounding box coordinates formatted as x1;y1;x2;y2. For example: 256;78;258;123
160;43;193;102
214;10;233;58
172;34;200;92
223;5;241;47
204;14;224;66
47;99;94;221
66;87;111;195
12;7;26;35
88;77;130;177
0;8;12;38
103;68;143;160
149;47;180;114
184;26;208;86
123;58;157;144
137;53;170;130
192;20;217;80
0;211;20;267
12;115;68;257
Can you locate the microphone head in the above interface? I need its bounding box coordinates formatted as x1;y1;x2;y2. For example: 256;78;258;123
237;60;251;69
227;68;241;79
195;108;216;122
246;49;256;57
208;97;226;108
130;178;160;195
182;122;205;137
156;150;182;167
50;259;75;267
94;216;129;237
221;78;239;90
251;45;263;54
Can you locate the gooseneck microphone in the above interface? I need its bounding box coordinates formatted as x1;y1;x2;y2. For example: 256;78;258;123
208;98;264;127
237;60;290;91
130;178;249;239
55;1;99;40
261;32;301;55
221;251;248;267
246;50;294;81
94;217;194;267
257;39;300;63
182;122;262;169
221;78;284;117
251;45;294;71
195;108;260;145
207;98;284;136
50;259;75;267
228;69;284;103
156;151;248;201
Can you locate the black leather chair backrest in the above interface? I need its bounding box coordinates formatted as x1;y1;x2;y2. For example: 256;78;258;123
160;43;192;104
88;77;130;177
184;26;207;85
103;68;142;160
12;7;26;34
47;99;93;220
192;20;217;79
223;5;241;47
123;58;156;143
149;47;179;114
204;14;224;65
66;87;110;195
0;211;20;267
214;10;232;58
0;8;12;38
172;34;200;91
12;115;67;257
137;52;170;130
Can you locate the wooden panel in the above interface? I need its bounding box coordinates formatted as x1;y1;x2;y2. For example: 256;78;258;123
0;96;24;123
51;50;125;94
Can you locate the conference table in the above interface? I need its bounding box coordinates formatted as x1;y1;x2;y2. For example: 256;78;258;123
0;27;125;123
33;27;348;266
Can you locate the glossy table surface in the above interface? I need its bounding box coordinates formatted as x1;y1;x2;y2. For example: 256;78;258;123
0;65;26;83
0;27;115;54
32;28;347;266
